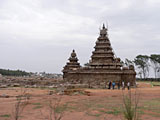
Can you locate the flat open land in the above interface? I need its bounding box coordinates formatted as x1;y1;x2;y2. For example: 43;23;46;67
0;82;160;120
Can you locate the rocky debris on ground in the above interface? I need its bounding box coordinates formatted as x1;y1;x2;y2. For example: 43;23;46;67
63;89;91;96
0;76;63;88
12;83;21;87
0;75;104;89
0;94;10;98
55;85;91;96
0;84;8;88
48;90;55;95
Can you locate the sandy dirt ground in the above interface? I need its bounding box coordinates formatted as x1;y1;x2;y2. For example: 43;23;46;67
0;84;160;120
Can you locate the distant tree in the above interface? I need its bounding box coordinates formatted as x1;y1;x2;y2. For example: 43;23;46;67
125;58;134;67
0;69;30;76
134;55;150;79
157;69;160;78
150;54;160;78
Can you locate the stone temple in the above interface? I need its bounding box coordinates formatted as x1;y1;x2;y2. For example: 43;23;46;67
62;24;136;88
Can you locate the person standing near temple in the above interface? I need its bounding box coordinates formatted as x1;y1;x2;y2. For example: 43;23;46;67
127;82;130;90
112;81;116;90
117;82;120;90
108;81;112;89
122;81;125;90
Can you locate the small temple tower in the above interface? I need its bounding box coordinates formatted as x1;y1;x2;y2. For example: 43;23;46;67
63;49;80;71
62;24;136;88
63;50;81;83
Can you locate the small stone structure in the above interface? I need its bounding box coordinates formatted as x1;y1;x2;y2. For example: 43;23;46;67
62;24;136;88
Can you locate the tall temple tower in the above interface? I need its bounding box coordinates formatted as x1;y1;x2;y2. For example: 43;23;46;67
62;24;136;88
89;24;122;70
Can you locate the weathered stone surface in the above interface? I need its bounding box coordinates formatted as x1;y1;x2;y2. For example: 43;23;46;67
62;25;136;88
0;76;63;88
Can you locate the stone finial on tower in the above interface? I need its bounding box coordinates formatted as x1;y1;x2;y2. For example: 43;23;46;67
100;23;108;37
102;23;105;29
71;49;76;58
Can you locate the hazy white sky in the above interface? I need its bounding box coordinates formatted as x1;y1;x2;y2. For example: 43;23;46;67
0;0;160;73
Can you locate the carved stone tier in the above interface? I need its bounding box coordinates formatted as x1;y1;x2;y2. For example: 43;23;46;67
92;51;113;54
94;46;112;49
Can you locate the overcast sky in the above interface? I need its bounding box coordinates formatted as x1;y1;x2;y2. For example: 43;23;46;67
0;0;160;73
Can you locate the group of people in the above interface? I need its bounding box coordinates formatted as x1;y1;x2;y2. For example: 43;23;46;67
108;81;130;90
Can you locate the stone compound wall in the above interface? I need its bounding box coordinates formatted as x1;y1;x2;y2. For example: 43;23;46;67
63;70;136;88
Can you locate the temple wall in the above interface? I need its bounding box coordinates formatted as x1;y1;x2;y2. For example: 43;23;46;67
79;73;121;82
122;73;136;86
64;70;136;88
64;72;123;88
